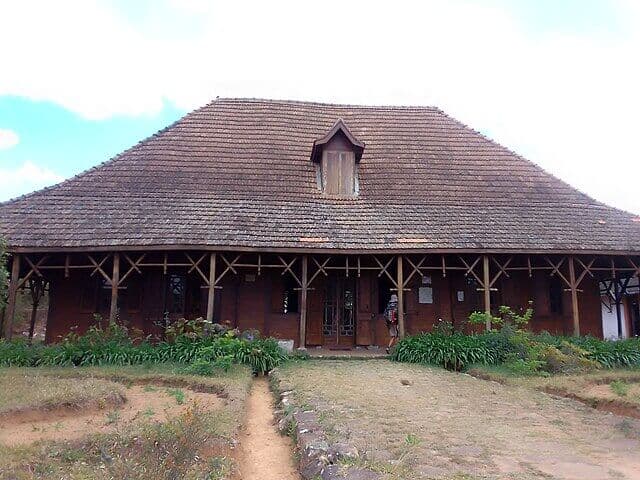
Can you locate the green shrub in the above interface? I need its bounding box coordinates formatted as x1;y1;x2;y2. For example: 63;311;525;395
183;359;216;376
503;357;548;376
568;336;640;368
432;318;454;336
184;355;235;376
233;338;287;374
0;320;286;374
610;380;630;397
391;307;640;374
536;344;600;374
391;332;507;371
468;302;533;330
289;349;310;361
212;354;234;372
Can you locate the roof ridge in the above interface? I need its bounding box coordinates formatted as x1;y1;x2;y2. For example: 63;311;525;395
215;96;443;111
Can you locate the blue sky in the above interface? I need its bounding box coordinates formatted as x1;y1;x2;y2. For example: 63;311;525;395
1;0;639;213
0;96;184;196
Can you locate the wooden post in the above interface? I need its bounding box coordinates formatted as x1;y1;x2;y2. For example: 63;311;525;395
3;254;21;340
299;255;308;349
568;256;580;336
397;255;406;338
28;278;44;344
206;253;217;322
483;255;491;330
109;253;120;322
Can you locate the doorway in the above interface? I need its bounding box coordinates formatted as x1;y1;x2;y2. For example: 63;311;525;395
322;276;356;347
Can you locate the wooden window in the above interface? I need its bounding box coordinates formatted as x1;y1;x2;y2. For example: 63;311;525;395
283;276;299;314
549;278;564;315
322;151;356;196
98;278;111;315
166;274;186;315
124;280;142;312
271;275;299;314
80;278;99;312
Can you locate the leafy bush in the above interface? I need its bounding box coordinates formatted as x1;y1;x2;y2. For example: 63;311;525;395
432;318;454;336
0;320;286;374
568;336;640;368
536;343;600;374
391;332;507;371
610;380;630;397
468;302;534;330
183;355;234;376
183;359;216;376
234;338;288;374
502;356;548;376
392;304;640;374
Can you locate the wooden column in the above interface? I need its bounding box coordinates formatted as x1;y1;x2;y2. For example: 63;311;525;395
109;253;120;322
206;252;217;322
482;254;491;330
3;254;21;340
568;256;580;336
299;255;308;349
397;255;406;338
27;278;44;344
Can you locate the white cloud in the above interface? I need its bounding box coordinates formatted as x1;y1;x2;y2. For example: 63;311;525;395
0;129;19;150
0;0;639;213
0;161;64;201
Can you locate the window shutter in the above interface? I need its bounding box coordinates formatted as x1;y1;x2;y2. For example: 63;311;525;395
322;151;355;196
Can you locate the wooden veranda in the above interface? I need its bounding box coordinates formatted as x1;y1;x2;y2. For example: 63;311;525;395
3;250;640;345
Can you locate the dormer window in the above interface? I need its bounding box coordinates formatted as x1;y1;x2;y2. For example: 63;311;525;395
322;150;356;195
311;119;364;197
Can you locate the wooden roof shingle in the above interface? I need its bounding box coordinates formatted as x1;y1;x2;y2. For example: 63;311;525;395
1;98;639;253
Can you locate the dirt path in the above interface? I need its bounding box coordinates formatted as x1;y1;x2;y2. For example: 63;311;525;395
238;378;300;480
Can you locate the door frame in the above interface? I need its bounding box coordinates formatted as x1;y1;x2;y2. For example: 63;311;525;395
322;275;357;347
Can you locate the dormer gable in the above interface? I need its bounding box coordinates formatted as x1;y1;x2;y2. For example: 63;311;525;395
310;119;364;163
311;120;365;197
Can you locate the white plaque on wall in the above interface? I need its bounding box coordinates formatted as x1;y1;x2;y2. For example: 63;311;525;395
418;286;433;304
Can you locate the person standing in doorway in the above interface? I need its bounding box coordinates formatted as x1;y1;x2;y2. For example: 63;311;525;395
384;294;399;353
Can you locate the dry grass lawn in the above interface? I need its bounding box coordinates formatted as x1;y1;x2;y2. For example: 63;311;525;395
277;360;640;480
0;364;252;480
0;371;125;414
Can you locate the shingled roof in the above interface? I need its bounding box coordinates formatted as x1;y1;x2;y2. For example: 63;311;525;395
2;98;640;253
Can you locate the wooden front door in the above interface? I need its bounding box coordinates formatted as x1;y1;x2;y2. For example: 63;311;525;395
322;276;356;347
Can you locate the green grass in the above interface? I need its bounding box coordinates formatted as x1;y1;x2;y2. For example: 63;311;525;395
166;388;186;405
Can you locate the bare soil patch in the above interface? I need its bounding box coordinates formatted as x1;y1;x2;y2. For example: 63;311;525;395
586;381;640;403
471;367;640;420
278;360;640;480
238;377;300;480
0;384;224;446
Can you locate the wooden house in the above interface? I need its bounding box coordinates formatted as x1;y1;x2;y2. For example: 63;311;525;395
1;98;640;346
